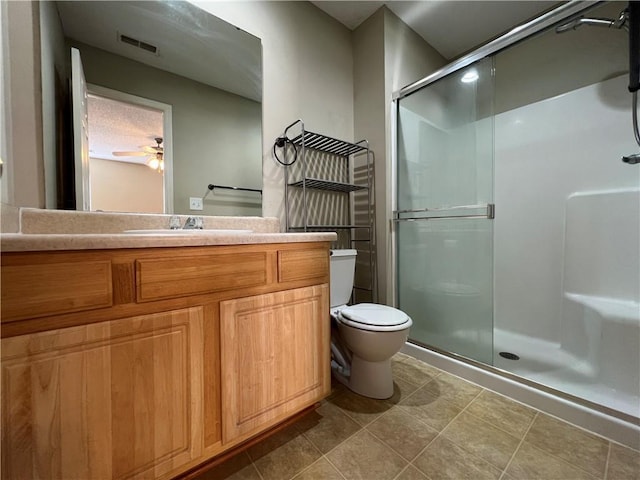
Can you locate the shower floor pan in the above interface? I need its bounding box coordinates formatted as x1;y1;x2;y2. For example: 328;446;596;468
494;324;640;419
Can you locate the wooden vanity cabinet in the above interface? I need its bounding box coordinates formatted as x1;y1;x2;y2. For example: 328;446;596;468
1;242;331;480
220;284;329;443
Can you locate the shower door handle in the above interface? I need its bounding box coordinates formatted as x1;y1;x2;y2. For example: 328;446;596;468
393;203;495;221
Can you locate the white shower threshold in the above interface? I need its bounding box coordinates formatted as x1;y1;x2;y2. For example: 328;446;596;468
401;342;640;450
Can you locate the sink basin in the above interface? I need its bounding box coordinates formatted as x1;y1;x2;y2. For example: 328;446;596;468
123;229;252;235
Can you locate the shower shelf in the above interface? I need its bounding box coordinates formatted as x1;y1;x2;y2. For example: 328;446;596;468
288;178;367;193
291;131;368;157
282;119;375;302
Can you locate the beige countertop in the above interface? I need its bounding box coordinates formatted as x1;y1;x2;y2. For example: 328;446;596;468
1;231;337;252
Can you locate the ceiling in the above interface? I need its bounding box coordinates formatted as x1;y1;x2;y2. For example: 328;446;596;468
311;1;558;59
88;95;164;165
56;1;262;102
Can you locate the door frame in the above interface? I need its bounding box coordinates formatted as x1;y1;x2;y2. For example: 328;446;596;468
87;84;174;214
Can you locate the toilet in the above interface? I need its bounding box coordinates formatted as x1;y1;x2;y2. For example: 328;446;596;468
330;249;412;399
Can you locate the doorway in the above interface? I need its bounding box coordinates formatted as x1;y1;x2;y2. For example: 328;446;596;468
86;85;173;213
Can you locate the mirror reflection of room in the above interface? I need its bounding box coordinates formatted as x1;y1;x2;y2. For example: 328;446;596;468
88;91;167;214
42;1;263;216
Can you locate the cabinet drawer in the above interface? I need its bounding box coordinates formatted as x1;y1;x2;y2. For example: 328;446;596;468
278;248;329;283
136;252;267;302
1;261;113;322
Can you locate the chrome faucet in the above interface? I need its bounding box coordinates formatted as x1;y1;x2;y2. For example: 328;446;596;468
169;215;203;230
182;216;203;229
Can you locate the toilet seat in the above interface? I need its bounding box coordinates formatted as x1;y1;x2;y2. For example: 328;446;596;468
337;303;412;332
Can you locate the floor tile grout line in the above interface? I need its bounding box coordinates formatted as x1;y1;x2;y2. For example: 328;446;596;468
364;423;421;464
303;410;409;479
521;416;610;479
402;387;486;477
393;373;440;399
348;428;409;479
245;450;265;480
390;371;447;413
332;404;379;429
391;464;412;480
440;387;525;474
400;356;618;477
608;438;640;454
305;420;364;459
394;404;448;436
392;463;435;480
363;377;483;464
519;436;604;480
288;454;347;480
249;423;326;480
462;403;535;441
321;454;349;480
533;409;624;446
603;441;612;480
478;386;631;452
498;411;539;480
440;386;485;432
300;428;326;458
330;386;408;429
544;444;609;479
249;458;265;480
394;371;445;388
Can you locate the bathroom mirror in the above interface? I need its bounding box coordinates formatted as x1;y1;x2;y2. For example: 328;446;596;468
42;1;262;216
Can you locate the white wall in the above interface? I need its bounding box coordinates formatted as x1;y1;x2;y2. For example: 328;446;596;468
494;74;640;341
352;8;385;302
90;158;163;214
353;7;446;303
0;1;10;207
4;1;44;208
192;1;354;228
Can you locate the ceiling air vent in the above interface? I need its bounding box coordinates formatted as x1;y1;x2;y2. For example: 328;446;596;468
118;33;158;55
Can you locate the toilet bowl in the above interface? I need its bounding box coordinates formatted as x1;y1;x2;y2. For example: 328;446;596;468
330;250;412;399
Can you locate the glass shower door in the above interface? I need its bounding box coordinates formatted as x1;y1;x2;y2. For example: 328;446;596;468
395;58;494;364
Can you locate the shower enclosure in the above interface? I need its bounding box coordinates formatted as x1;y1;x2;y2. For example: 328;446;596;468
394;1;640;421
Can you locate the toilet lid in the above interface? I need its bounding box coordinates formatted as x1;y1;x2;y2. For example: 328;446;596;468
338;303;412;332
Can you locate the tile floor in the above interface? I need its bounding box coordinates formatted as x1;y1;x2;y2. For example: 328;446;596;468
198;353;640;480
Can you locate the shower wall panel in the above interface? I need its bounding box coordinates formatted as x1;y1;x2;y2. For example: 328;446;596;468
494;74;640;341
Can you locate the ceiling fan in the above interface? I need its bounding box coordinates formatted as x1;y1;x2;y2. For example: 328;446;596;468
112;137;164;171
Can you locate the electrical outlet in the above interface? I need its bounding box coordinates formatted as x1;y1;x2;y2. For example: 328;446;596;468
189;197;203;210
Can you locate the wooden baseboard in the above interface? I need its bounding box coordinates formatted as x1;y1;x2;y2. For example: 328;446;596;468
176;404;320;480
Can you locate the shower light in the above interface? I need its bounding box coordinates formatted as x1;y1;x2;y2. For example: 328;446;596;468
461;70;479;83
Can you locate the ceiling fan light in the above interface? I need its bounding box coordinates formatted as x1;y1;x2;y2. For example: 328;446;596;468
147;157;160;170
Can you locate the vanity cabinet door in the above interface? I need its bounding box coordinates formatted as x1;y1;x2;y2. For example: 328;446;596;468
1;307;205;480
220;284;330;444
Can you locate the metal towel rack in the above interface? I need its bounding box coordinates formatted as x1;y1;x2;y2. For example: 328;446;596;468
393;203;495;221
207;184;262;195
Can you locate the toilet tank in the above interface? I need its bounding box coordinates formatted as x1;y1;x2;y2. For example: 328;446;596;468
330;249;357;307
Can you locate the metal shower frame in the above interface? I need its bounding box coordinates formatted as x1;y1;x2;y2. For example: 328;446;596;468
389;0;602;306
388;0;637;423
